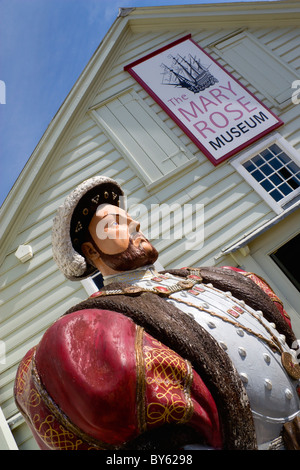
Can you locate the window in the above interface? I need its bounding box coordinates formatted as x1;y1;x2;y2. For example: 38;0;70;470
270;233;300;292
89;89;197;190
231;134;300;214
243;144;300;203
213;32;298;108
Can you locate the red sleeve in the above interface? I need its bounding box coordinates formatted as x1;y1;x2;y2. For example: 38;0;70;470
15;308;222;450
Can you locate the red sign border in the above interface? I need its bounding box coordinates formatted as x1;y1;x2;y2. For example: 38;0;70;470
124;34;284;166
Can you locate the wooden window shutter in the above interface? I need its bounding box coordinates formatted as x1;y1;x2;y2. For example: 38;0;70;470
213;32;298;107
90;90;195;187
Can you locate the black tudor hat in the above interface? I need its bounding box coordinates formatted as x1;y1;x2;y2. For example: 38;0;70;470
52;176;125;281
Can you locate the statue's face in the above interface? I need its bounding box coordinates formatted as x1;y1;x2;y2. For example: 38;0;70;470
86;204;158;272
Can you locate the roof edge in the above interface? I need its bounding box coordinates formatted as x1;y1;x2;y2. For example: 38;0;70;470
118;7;136;18
126;1;300;30
125;0;300;16
219;201;300;256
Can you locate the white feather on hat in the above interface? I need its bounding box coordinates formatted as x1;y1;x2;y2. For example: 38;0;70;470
51;176;124;281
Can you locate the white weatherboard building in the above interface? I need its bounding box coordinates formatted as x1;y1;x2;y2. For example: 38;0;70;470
1;2;300;450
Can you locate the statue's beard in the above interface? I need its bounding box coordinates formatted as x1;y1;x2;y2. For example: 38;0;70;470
91;233;159;272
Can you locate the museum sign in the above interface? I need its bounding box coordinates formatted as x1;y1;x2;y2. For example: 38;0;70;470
125;35;283;166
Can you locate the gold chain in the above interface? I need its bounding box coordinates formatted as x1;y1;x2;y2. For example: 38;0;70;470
169;291;300;380
169;294;282;354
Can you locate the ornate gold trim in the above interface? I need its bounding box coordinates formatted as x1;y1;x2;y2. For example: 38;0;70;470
135;326;147;434
179;360;194;425
31;353;115;450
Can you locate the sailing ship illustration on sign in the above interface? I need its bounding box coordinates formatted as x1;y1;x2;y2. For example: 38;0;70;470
161;53;218;93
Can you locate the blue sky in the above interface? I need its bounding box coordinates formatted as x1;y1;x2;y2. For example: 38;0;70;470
0;0;268;206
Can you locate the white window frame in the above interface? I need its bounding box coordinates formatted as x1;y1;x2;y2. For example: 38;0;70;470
0;407;18;450
231;133;300;215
